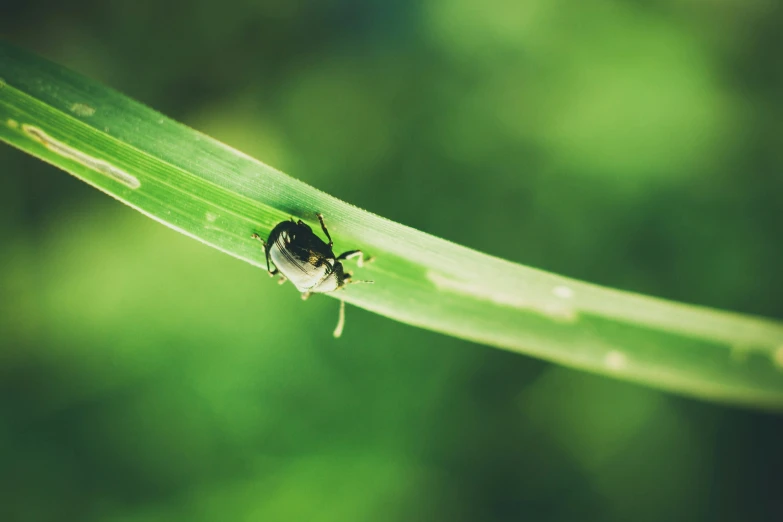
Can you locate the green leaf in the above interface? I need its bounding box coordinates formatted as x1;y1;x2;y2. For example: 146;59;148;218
2;42;782;409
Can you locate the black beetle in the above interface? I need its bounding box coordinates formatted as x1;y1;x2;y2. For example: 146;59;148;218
252;213;372;337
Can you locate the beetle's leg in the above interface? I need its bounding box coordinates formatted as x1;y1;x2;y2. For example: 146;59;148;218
301;291;312;301
251;232;278;276
277;275;288;285
336;249;374;268
252;233;271;272
315;213;334;247
333;299;346;338
251;232;265;249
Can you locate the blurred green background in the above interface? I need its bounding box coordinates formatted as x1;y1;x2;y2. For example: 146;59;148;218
2;1;782;521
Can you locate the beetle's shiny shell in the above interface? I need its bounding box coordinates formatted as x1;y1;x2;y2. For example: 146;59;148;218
266;221;344;293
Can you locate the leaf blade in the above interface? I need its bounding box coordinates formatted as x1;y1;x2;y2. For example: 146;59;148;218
2;42;782;408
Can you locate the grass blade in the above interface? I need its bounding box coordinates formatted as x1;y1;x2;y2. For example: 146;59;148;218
2;42;782;409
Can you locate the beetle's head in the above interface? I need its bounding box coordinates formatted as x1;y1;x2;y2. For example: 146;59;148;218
310;260;347;293
331;260;350;288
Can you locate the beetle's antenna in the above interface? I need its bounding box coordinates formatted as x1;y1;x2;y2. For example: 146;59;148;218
333;299;346;338
348;279;374;285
